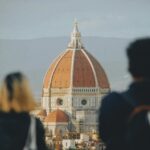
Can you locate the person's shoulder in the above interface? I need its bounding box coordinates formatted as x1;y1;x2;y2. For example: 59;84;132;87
104;91;121;98
34;116;44;128
31;117;49;149
29;115;44;130
102;91;123;103
101;91;128;110
31;116;45;135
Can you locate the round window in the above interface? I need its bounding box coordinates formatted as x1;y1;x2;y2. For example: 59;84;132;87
57;98;63;105
81;99;87;105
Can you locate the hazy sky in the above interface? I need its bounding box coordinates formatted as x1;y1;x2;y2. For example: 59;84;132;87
0;0;150;39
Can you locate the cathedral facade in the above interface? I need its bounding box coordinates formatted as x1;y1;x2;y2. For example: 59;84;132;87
40;22;110;135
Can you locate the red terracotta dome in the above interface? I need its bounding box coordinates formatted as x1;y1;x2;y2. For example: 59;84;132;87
44;109;69;123
43;22;110;90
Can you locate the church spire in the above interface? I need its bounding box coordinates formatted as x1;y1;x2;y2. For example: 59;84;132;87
68;20;83;50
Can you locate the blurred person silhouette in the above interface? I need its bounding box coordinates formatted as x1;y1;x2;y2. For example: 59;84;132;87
0;72;48;150
99;38;150;150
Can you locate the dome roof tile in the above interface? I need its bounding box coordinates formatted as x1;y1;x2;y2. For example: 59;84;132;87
44;109;69;123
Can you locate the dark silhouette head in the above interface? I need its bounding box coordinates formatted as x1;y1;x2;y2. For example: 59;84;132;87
4;72;24;101
127;38;150;79
0;72;36;112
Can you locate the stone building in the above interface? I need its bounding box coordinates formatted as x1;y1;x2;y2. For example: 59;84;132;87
40;21;110;134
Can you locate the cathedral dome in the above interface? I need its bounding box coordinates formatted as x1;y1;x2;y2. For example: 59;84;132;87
44;109;69;123
43;22;110;90
41;22;110;133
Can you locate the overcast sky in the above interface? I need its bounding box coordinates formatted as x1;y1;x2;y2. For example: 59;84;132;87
0;0;150;39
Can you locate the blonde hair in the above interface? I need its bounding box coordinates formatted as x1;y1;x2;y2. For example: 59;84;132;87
0;72;36;112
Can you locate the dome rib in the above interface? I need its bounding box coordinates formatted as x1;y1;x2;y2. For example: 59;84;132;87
85;50;110;89
73;50;96;87
81;49;99;87
43;50;67;89
50;50;73;88
70;49;76;88
49;51;68;89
